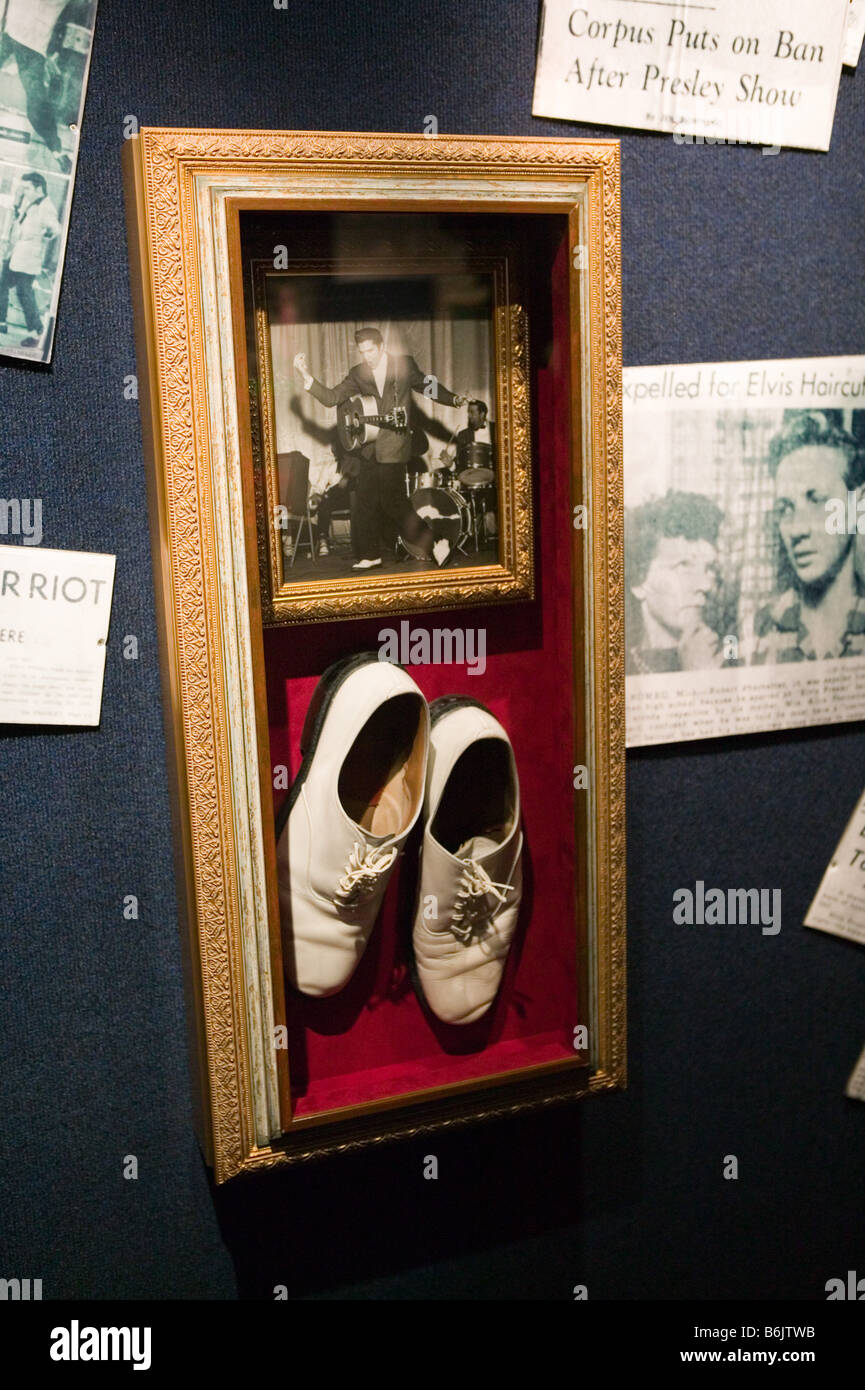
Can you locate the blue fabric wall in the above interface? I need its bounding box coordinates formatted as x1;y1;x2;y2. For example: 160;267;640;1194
1;0;863;1300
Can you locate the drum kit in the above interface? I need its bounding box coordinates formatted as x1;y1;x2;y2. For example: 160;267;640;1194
403;440;497;560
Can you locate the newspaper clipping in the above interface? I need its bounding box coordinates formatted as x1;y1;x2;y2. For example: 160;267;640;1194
624;355;865;747
0;0;97;364
804;786;865;947
845;1043;865;1102
845;0;865;67
532;0;848;151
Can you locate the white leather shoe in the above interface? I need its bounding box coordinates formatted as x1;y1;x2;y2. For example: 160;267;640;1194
411;698;523;1025
276;653;429;996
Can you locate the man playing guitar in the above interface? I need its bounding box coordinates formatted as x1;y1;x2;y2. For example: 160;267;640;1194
294;327;465;569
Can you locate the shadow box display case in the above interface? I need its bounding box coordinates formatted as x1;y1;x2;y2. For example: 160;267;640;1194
123;127;625;1183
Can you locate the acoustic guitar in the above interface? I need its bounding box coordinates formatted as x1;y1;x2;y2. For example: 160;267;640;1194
337;394;408;453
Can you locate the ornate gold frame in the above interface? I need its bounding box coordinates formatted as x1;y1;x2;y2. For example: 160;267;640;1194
245;237;534;624
123;128;625;1184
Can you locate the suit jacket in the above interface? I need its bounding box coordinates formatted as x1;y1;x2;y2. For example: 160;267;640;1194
308;353;458;464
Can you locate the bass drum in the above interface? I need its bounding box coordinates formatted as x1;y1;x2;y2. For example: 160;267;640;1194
403;485;470;559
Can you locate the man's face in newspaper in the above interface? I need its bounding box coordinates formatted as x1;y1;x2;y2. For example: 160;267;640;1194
632;535;719;641
774;445;854;589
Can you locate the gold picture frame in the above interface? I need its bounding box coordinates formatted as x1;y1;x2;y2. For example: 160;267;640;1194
123;127;625;1184
244;225;534;625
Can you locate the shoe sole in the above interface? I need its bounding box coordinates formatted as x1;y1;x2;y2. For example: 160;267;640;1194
274;650;383;840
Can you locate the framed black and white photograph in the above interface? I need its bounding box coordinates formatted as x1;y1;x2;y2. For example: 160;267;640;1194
241;212;536;624
0;0;97;363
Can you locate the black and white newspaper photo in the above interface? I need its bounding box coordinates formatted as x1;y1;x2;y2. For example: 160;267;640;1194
624;355;865;746
0;0;97;363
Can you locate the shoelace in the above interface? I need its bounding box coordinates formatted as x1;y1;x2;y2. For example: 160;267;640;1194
450;858;514;943
334;842;398;907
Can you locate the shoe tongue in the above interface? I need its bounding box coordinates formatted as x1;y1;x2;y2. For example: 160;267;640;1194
456;833;500;861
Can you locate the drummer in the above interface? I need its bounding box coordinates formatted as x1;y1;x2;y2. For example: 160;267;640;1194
455;399;495;457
